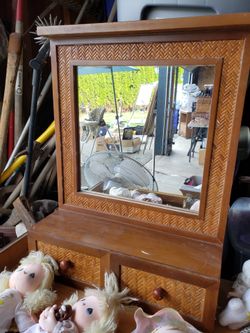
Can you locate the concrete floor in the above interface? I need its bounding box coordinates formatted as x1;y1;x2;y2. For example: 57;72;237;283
144;134;203;195
80;133;204;197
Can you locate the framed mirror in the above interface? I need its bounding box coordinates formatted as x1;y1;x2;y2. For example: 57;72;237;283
74;61;220;217
37;16;250;332
42;19;248;240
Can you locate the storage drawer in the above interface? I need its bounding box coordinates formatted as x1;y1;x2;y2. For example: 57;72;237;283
0;235;28;271
121;265;206;322
37;241;101;286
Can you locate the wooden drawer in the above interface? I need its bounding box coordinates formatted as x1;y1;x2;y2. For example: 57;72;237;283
27;211;220;331
37;241;101;286
121;266;205;321
121;264;218;331
0;235;28;271
0;240;238;333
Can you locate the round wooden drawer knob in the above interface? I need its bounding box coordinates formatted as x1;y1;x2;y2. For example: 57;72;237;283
153;287;166;300
59;260;74;273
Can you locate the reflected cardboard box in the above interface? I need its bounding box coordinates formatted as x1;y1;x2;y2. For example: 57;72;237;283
196;96;212;113
179;110;192;139
104;137;141;154
95;136;107;152
199;148;206;166
122;137;141;153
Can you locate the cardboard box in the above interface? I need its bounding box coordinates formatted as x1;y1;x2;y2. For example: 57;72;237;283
179;111;192;138
104;137;141;153
199;148;206;165
179;121;192;138
122;137;141;153
95;137;107;152
105;137;120;152
196;96;211;113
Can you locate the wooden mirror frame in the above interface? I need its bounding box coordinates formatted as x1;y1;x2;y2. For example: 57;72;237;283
38;14;250;243
71;59;221;219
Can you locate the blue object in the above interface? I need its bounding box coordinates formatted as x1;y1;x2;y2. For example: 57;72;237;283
105;0;117;21
98;126;108;137
172;108;179;134
155;67;167;155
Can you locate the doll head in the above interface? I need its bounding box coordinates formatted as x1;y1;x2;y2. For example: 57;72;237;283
65;272;134;333
0;251;58;313
132;308;201;333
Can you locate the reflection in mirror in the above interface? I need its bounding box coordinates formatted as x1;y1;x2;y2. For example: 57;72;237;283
77;65;215;213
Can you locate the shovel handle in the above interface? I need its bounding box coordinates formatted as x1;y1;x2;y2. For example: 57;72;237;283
0;32;22;173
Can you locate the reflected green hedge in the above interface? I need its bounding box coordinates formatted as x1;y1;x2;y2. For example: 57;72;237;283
78;66;158;112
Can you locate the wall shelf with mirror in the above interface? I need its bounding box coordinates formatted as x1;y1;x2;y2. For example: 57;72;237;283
24;13;250;332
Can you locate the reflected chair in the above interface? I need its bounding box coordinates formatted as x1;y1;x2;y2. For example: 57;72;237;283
80;107;106;143
187;127;207;162
80;107;106;155
80;107;119;156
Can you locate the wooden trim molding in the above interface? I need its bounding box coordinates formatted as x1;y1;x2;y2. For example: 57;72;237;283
37;12;250;39
55;37;246;240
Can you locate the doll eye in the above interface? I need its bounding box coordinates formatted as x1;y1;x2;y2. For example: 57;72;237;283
86;308;93;315
29;273;35;279
16;268;23;272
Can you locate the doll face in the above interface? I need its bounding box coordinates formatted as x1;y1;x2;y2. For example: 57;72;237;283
9;263;45;296
72;295;103;331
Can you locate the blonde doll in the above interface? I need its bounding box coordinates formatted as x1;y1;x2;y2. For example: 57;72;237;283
21;272;135;333
0;251;58;332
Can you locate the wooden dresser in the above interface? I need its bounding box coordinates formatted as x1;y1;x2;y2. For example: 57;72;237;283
28;13;250;332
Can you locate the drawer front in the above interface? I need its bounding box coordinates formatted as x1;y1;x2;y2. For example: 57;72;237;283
121;266;206;322
0;235;28;271
37;241;101;286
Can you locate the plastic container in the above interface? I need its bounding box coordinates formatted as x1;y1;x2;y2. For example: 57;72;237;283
117;0;250;22
179;175;202;199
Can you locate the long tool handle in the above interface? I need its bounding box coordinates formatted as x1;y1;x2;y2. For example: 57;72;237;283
21;41;50;198
15;0;24;144
5;0;92;171
0;32;22;173
5;74;52;170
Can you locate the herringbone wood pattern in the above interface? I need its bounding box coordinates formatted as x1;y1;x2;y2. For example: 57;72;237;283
57;39;243;238
121;265;206;321
38;241;101;286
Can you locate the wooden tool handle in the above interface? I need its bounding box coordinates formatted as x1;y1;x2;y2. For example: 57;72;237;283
8;33;22;54
0;32;22;173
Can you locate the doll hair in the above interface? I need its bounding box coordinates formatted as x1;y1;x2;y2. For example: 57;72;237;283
64;272;136;333
19;250;59;289
0;251;59;313
21;251;59;313
0;269;12;293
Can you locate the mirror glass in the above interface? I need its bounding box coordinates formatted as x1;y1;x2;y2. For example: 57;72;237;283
77;65;215;214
